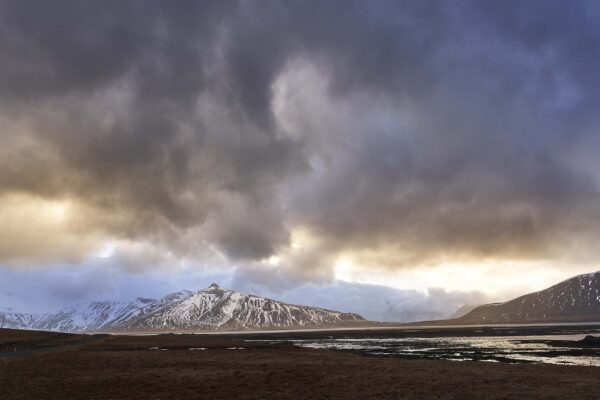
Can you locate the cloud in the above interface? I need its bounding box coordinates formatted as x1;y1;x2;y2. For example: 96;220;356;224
0;261;491;322
229;276;492;322
0;260;233;313
0;194;100;264
0;0;599;288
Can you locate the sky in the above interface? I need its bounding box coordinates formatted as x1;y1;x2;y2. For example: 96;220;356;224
1;0;600;321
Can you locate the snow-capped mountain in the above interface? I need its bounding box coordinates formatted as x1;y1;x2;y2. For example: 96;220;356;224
33;298;156;332
456;271;600;324
0;284;365;333
0;309;44;330
115;284;364;331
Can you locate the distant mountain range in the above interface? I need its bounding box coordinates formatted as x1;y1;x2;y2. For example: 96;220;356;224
0;284;365;333
3;272;600;333
453;271;600;324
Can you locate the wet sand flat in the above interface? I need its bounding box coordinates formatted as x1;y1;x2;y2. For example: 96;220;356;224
1;328;600;399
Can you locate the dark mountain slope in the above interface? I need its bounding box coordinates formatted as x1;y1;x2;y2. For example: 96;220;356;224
457;272;600;324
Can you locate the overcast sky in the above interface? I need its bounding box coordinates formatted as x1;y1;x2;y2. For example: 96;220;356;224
1;1;599;319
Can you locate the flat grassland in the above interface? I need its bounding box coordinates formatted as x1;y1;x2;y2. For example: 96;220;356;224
1;328;599;400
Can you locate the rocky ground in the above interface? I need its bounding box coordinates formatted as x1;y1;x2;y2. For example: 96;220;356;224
1;328;600;399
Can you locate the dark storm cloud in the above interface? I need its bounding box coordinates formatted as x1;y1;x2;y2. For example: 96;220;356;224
0;0;599;276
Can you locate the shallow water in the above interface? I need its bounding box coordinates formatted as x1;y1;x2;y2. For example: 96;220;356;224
253;333;600;367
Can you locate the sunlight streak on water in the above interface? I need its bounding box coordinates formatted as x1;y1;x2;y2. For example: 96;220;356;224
252;334;600;367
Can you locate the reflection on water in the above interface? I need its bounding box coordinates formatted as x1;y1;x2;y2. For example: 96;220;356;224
254;333;600;367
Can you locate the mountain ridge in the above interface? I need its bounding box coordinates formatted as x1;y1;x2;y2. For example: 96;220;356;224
0;284;365;333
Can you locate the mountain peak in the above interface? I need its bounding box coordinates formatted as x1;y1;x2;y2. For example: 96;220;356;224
208;283;220;289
